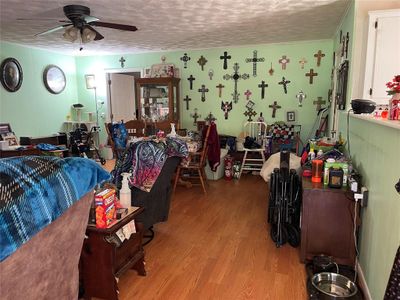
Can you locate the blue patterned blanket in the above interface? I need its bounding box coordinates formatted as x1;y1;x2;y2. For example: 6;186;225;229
0;156;110;261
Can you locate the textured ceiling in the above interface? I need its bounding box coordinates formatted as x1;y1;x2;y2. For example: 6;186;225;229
0;0;349;56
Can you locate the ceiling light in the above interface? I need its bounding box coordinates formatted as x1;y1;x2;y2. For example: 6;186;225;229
81;27;96;44
63;26;79;42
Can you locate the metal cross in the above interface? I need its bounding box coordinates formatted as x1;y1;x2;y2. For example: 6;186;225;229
268;101;282;118
119;56;126;68
296;90;307;107
258;80;269;99
268;63;274;76
314;50;325;67
221;101;232;120
306;69;318;84
220;51;231;70
299;57;307;69
190;108;201;126
245;50;265;77
244;108;257;122
205;112;217;123
244;89;252;100
223;63;249;103
278;55;290;70
216;83;225;98
183;95;191;110
198;84;209;102
313;97;326;111
278;77;291;94
180;53;191;68
187;75;195;90
208;69;214;80
197;55;208;71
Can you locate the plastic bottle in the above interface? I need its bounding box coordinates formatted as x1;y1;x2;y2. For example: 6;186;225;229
119;173;132;208
309;147;316;160
317;149;323;157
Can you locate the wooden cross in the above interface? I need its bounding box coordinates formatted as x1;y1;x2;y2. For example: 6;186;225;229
244;108;257;122
187;75;195;90
306;69;318;84
216;83;224;98
278;77;291;94
183;95;191;110
223;63;249;103
268;63;274;76
278;55;290;70
313;97;326;111
269;101;282;118
244;89;252;100
180;53;191;68
190;108;201;125
220;51;231;70
314;50;325;67
119;56;126;68
258;80;269;99
296;90;307;107
345;32;350;58
198;84;209;102
205;112;217;123
221;101;233;120
197;55;208;71
299;57;307;69
245;50;265;77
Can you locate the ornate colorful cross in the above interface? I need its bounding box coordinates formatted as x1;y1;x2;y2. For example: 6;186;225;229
198;84;209;102
180;53;191;68
296;90;307;107
313;97;326;111
314;50;325;67
119;56;126;68
244;89;252;100
268;63;274;76
258;80;269;99
269;101;282;118
183;95;191;110
223;63;249;103
221;101;233;120
216;83;225;98
220;51;231;70
278;55;290;70
306;69;318;84
187;75;195;90
205;112;217;123
278;77;291;94
244;108;257;122
190;108;201;126
299;57;307;69
245;50;265;77
197;55;208;71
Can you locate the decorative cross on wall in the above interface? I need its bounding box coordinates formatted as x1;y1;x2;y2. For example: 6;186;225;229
208;69;214;80
187;75;196;90
180;53;191;68
269;101;282;118
268;63;274;76
220;51;231;70
197;55;208;71
190;108;201;126
299;57;307;69
306;69;318;84
245;50;265;77
221;101;233;120
223;63;249;103
314;50;325;67
119;56;126;68
278;77;291;94
258;80;269;99
205;112;217;123
244;89;252;100
296;90;307;107
216;83;225;98
198;84;209;102
313;97;326;111
244;108;257;122
345;32;350;58
278;55;290;70
183;95;191;110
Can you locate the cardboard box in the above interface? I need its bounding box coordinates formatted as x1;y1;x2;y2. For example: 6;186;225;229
324;162;348;186
95;189;116;228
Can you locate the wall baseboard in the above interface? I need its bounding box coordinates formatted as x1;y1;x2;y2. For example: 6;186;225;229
357;262;372;300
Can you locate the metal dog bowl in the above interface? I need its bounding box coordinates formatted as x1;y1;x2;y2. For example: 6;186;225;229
311;272;358;299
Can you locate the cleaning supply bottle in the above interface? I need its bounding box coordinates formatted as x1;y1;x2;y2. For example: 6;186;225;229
308;147;315;160
120;173;132;208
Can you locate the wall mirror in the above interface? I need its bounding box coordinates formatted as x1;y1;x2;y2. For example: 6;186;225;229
0;57;23;92
43;65;66;94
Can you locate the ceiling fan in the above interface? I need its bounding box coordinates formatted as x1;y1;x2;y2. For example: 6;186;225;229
32;5;137;43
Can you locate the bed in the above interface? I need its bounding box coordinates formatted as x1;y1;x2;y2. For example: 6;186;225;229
0;156;110;300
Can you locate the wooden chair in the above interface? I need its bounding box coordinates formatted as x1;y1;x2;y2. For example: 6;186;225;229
173;125;211;195
124;119;146;137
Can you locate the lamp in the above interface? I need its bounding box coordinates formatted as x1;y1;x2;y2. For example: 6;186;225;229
81;27;96;44
85;74;99;126
63;26;79;42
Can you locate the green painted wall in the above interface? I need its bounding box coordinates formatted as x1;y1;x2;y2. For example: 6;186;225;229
0;42;78;137
75;40;333;145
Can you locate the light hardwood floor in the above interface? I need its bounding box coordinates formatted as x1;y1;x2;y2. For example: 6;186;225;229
106;161;307;299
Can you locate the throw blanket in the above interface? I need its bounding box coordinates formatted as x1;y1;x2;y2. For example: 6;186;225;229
204;123;220;172
112;137;188;192
0;156;110;261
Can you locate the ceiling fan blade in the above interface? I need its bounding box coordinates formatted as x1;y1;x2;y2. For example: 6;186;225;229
82;15;99;23
17;18;69;22
90;21;137;32
35;24;71;36
85;25;104;41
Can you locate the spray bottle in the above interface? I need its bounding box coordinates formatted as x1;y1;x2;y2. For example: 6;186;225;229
120;173;132;208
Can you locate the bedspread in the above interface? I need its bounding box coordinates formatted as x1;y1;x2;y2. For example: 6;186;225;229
0;156;110;261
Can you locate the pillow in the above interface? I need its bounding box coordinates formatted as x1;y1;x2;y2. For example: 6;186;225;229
260;152;301;182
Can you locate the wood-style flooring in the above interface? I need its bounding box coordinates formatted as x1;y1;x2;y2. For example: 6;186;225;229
112;169;307;300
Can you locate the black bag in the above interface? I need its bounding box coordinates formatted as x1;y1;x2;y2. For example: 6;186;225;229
244;136;261;149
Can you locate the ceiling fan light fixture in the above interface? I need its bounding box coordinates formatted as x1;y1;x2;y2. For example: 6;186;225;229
81;27;96;43
63;26;79;42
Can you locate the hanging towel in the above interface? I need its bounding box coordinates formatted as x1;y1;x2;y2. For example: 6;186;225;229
384;246;400;300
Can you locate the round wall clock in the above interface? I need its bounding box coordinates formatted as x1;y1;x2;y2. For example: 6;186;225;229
43;65;66;94
0;57;23;92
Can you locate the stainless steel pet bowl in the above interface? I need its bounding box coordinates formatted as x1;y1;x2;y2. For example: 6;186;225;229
311;272;358;298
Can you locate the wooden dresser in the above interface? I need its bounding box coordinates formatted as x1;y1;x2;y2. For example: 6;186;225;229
0;148;41;158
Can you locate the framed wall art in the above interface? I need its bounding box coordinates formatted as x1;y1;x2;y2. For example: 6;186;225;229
286;111;296;122
43;65;66;94
0;57;23;92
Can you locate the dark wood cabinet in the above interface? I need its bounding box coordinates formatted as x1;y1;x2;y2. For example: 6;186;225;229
300;178;359;266
81;207;146;300
0;148;41;158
